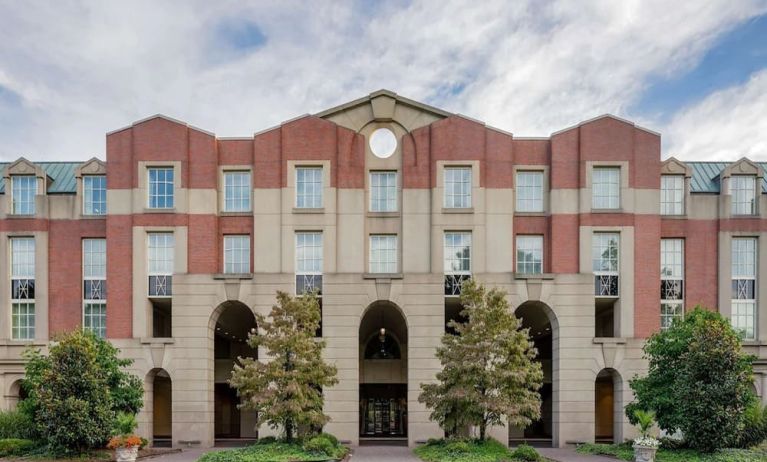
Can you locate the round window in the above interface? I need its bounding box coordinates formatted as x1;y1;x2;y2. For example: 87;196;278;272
369;128;397;159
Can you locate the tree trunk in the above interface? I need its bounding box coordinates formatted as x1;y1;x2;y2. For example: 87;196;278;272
285;418;294;442
479;420;486;441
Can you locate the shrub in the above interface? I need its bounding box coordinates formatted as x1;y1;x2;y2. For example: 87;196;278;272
0;410;35;439
736;400;767;448
114;412;138;436
0;438;36;457
303;433;344;458
444;440;471;454
256;436;277;445
510;443;542;461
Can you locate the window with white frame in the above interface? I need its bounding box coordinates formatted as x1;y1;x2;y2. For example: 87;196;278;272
10;237;35;340
444;167;472;208
295;232;323;295
296;167;323;208
223;235;250;274
592;167;620;209
11;176;36;215
83;175;106;215
370;171;398;212
517;235;543;274
148;167;174;209
660;175;684;215
593;233;619;296
148;233;174;296
516;171;544;212
731;237;757;340
369;235;397;274
731;176;756;215
444;232;471;296
83;238;106;337
660;239;684;329
223;171;251;212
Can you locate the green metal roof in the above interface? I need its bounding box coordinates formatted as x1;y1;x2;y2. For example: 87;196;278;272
0;162;81;194
688;162;767;194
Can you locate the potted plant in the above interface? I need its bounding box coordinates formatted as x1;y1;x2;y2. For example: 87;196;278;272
108;413;142;462
632;409;660;462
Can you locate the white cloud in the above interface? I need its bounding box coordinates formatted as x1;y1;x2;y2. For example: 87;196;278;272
0;0;765;161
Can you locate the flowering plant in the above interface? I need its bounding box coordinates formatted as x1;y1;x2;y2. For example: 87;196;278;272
632;409;660;448
108;435;142;449
633;435;661;448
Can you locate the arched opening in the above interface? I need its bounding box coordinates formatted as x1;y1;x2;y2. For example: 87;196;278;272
213;301;258;441
146;369;172;447
7;379;27;411
595;368;623;443
511;301;557;447
359;301;408;442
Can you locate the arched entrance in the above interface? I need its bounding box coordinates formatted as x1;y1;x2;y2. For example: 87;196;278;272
512;301;557;447
7;379;26;411
595;368;622;443
359;301;408;442
146;369;172;447
213;301;258;441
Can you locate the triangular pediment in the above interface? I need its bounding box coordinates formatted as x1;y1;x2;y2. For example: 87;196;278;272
3;157;46;178
723;157;764;178
661;157;692;176
76;157;107;177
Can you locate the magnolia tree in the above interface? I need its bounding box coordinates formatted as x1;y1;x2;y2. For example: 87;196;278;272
230;291;338;442
419;279;543;440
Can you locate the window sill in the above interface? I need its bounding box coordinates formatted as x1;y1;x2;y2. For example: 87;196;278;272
0;340;45;346
143;208;176;214
514;211;547;217
514;273;555;280
363;273;403;280
80;214;107;220
593;337;627;345
442;207;474;214
590;208;623;214
5;214;37;219
730;214;759;219
213;273;254;280
140;337;175;345
660;214;687;219
367;211;400;218
293;207;325;214
220;211;253;217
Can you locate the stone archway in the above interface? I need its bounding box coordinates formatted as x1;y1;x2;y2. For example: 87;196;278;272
358;301;408;442
7;379;26;411
595;368;623;443
146;369;172;447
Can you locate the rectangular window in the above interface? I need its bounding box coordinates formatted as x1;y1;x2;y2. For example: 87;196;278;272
148;233;174;297
731;237;757;339
11;237;35;340
11;175;36;215
660;239;684;329
516;235;544;274
83;238;106;337
731;176;756;215
444;232;471;274
83;175;107;215
444;167;472;208
660;175;684;215
592;167;620;209
223;171;251;212
296;232;323;295
370;171;398;212
83;238;106;279
84;302;106;338
296;167;323;208
369;235;397;274
148;167;174;209
223;235;250;274
516;171;544;212
593;233;619;296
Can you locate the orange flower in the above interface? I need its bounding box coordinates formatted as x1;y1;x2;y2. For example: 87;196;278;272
107;435;142;449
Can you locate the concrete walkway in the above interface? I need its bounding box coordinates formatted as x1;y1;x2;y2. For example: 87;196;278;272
350;445;420;461
538;447;618;462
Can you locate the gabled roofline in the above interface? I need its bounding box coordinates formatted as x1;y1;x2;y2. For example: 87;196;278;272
106;114;216;137
550;114;660;137
314;89;453;120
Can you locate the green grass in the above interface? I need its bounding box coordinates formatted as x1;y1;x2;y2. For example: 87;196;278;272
198;439;348;462
414;439;544;462
576;442;767;462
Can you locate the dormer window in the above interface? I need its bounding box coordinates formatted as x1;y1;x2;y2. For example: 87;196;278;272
83;175;107;215
11;175;36;215
731;175;756;215
660;175;684;215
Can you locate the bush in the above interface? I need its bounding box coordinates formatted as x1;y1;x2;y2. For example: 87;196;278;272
0;438;36;457
444;440;471;454
736;400;767;448
114;412;138;436
0;410;35;439
510;443;542;461
303;433;344;458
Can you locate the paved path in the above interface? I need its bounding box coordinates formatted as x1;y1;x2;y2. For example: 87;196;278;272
538;447;618;462
350;445;420;461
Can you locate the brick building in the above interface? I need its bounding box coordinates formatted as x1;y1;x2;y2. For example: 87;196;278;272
0;90;765;448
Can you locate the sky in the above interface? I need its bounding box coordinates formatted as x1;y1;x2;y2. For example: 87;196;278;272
0;0;766;162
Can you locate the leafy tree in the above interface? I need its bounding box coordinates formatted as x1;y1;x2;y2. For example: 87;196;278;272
419;279;543;441
626;307;755;452
230;291;338;442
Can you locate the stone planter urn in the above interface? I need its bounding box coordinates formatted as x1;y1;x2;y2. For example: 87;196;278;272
115;445;139;462
632;443;658;462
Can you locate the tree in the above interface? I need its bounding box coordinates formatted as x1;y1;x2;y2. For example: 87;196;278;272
419;279;543;441
626;307;755;452
230;291;338;442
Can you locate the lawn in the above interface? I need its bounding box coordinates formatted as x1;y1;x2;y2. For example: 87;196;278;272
414;439;546;462
576;443;767;462
197;439;349;462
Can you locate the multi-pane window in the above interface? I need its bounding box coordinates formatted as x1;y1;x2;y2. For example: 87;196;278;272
11;237;35;340
83;175;107;215
731;176;756;215
516;171;544;212
148;167;174;209
732;237;757;339
444;167;472;208
660;175;684;215
369;235;397;274
370;171;398;212
660;239;684;329
593;233;619;296
296;232;323;295
11;176;36;215
592;167;620;209
223;171;251;212
296;167;323;208
517;235;544;274
83;238;106;337
148;233;174;296
223;235;250;274
444;232;471;296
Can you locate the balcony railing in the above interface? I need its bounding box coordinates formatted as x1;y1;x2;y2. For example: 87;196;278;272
594;275;619;297
660;279;683;301
84;279;106;300
444;274;471;297
296;274;322;296
149;275;172;297
11;279;35;299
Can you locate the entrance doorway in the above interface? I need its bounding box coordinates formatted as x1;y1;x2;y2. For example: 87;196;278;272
147;369;172;447
595;368;622;443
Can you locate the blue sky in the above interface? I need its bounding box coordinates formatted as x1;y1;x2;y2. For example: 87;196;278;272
0;0;766;161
